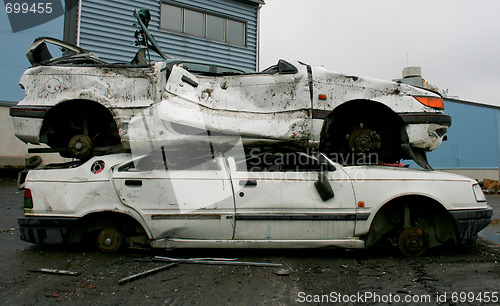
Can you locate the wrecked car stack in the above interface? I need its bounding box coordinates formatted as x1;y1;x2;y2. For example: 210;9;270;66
10;11;450;169
11;9;492;256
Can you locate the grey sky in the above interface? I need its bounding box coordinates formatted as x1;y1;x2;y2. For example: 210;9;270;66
259;0;500;106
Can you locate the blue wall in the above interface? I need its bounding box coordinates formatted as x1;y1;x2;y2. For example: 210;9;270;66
78;0;260;71
427;99;500;169
0;7;64;104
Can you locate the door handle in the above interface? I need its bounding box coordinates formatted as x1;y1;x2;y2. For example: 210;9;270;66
239;180;257;187
125;179;143;187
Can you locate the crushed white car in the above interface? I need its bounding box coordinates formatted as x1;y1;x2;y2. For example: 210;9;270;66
10;9;450;169
18;151;492;256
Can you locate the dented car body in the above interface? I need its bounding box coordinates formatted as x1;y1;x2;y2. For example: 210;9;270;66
18;152;492;255
10;9;451;168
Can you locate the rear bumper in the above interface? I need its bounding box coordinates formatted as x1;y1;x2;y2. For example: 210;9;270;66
18;216;80;245
399;112;452;126
449;206;493;243
10;105;52;144
400;112;451;151
10;105;52;118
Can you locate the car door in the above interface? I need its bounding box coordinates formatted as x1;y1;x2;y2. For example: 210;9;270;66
111;148;235;240
161;60;313;141
227;151;357;241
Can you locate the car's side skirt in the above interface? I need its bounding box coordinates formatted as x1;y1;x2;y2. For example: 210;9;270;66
151;238;366;249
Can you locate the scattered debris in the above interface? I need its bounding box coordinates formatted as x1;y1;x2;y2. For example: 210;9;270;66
120;257;281;284
118;263;177;285
273;269;291;276
29;268;81;276
190;257;238;261
153;256;283;268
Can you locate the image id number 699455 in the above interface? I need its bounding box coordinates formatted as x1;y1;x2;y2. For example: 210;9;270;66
451;292;498;303
5;2;53;14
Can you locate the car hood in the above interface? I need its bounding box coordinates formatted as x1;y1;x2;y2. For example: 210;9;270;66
341;165;476;183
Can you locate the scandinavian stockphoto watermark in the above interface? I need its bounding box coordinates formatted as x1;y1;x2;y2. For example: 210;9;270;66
3;0;68;33
297;291;499;304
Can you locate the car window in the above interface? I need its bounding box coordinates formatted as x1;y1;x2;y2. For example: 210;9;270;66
235;151;322;172
260;60;298;74
164;148;220;171
165;61;245;76
119;148;220;172
215;66;245;74
182;62;212;74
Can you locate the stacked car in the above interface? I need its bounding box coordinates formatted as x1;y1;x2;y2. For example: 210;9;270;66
12;9;492;255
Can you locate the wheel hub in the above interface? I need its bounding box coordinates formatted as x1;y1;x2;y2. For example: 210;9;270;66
404;232;424;252
104;237;113;246
97;228;123;253
348;128;381;153
68;135;93;159
398;227;426;257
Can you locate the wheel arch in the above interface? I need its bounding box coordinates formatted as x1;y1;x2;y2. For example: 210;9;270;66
320;99;404;140
319;99;406;162
70;211;151;244
365;194;458;250
39;99;121;147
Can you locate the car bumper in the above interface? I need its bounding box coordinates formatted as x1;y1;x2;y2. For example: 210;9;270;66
10;105;52;144
400;113;452;151
18;216;80;245
449;206;493;243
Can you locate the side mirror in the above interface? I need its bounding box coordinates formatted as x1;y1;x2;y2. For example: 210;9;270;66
137;8;151;28
314;158;335;201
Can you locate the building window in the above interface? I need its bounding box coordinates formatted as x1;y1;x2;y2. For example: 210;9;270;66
206;15;224;41
160;4;182;32
183;9;204;36
160;2;246;46
226;19;245;46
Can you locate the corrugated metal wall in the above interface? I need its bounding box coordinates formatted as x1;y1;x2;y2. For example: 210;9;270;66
427;99;500;169
78;0;259;71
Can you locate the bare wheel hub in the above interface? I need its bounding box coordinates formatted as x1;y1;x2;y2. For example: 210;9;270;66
97;228;123;253
348;128;381;153
398;227;426;257
68;135;93;159
104;237;113;246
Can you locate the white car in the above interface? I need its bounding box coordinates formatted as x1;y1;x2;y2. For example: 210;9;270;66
10;9;450;169
18;150;492;256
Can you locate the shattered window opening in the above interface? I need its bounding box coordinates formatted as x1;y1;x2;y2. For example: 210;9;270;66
120;147;220;173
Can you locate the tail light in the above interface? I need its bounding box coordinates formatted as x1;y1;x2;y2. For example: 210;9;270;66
24;189;33;209
413;96;444;110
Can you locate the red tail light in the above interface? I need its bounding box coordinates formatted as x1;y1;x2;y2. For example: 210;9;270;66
413;96;444;110
24;189;33;209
